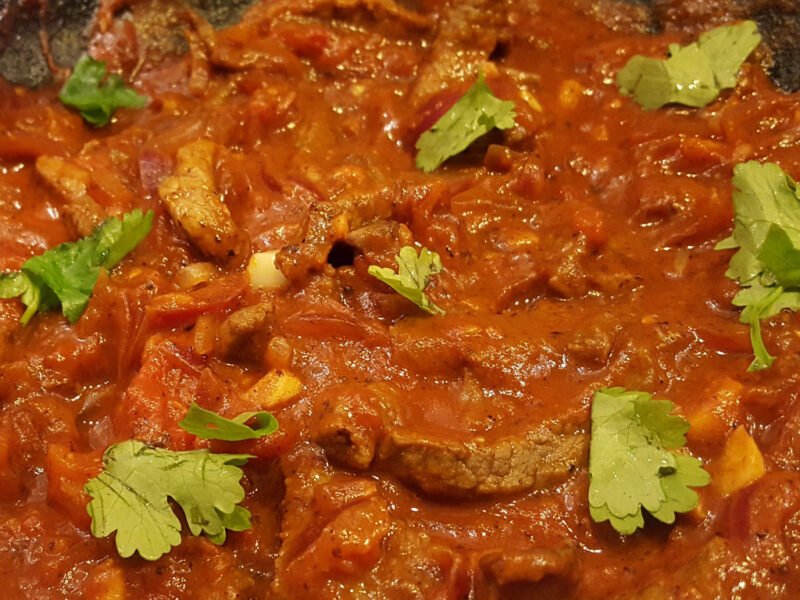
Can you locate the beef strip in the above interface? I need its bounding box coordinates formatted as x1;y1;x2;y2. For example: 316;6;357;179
216;301;274;361
312;386;588;498
480;544;578;587
613;537;732;600
35;155;106;237
158;139;247;259
275;184;398;283
409;0;509;107
380;423;587;497
261;0;429;27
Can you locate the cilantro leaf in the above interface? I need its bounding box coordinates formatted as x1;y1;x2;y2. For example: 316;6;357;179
0;272;56;325
588;387;710;535
650;454;711;523
178;402;279;441
415;70;516;172
618;21;761;110
59;56;148;126
85;440;253;561
715;161;800;370
0;210;153;324
368;246;445;315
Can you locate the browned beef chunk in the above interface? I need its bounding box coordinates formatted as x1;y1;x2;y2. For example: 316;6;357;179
614;537;732;600
480;543;578;587
312;385;588;498
380;423;587;497
409;0;509;107
216;302;274;361
158;140;248;259
36;155;106;238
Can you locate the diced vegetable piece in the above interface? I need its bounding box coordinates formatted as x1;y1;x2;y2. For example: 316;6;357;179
686;377;743;443
241;369;302;409
710;425;765;496
176;262;219;291
46;443;101;528
84;559;126;600
247;250;288;289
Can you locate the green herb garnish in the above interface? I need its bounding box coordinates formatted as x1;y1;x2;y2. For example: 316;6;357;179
716;161;800;371
59;56;148;126
588;387;710;535
368;246;445;315
617;21;761;110
179;402;279;441
85;440;253;561
415;70;516;172
0;209;153;324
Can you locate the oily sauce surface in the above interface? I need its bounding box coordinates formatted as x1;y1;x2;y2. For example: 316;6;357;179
1;0;800;598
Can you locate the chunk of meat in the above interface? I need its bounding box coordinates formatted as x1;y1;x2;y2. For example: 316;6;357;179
410;0;508;107
276;184;395;282
273;443;391;597
115;337;205;450
185;0;427;76
0;396;78;501
380;422;587;497
184;10;302;73
565;324;618;367
313;385;588;497
264;0;430;27
314;386;392;469
35;155;105;237
216;301;274;361
158;140;247;259
614;537;733;600
345;219;414;265
480;544;577;587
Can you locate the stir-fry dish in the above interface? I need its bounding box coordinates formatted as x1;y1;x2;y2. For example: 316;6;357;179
3;0;800;598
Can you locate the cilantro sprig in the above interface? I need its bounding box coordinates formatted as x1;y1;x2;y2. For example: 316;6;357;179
368;246;445;315
86;440;253;561
178;402;279;441
0;209;153;325
59;56;148;126
588;387;710;535
618;21;761;110
716;161;800;371
415;70;516;172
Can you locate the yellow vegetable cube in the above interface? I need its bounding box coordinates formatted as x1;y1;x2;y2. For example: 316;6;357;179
242;370;302;409
687;377;743;444
710;425;765;496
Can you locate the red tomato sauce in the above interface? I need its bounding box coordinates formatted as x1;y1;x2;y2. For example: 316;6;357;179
1;0;800;598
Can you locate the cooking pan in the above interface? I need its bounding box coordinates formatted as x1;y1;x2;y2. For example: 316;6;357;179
0;0;258;87
2;0;800;91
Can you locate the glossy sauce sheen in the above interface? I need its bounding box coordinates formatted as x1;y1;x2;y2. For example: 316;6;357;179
1;0;800;598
